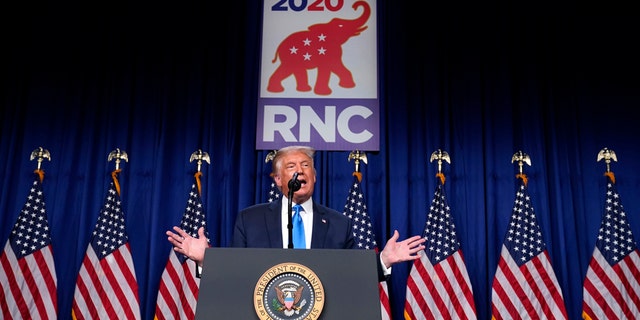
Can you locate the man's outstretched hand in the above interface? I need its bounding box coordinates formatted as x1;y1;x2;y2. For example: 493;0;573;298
380;230;426;269
166;226;209;266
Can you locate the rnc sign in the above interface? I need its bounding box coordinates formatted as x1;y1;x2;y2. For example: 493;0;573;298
257;101;379;151
257;0;379;151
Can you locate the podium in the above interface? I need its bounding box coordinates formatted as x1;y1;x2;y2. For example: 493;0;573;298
195;247;383;320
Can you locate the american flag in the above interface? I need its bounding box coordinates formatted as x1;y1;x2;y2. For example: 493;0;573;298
265;150;281;203
267;180;281;203
491;175;568;319
583;172;640;319
155;173;210;320
0;171;58;319
404;175;477;320
72;172;141;320
342;173;392;320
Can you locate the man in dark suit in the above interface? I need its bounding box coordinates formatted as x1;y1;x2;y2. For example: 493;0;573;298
167;145;425;280
232;200;354;249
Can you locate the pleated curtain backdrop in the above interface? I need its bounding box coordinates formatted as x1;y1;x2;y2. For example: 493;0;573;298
1;2;640;319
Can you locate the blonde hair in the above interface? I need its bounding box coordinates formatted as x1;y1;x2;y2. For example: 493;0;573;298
272;146;315;173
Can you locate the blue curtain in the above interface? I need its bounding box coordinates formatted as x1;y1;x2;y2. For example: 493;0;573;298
2;2;639;319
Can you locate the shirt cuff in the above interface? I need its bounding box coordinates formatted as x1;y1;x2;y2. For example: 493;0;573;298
380;255;392;276
195;264;203;278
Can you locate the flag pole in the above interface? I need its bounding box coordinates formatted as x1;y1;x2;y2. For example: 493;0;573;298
108;148;128;170
190;149;211;173
597;147;617;174
347;150;367;181
429;149;450;184
190;149;210;195
30;146;51;181
511;150;531;174
511;150;531;185
107;148;128;195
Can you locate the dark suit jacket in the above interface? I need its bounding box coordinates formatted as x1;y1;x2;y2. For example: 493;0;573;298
231;200;387;281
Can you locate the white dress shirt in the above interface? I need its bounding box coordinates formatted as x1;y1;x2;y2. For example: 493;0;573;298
281;197;313;248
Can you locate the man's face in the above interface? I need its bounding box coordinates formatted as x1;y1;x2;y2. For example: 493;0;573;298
275;150;316;204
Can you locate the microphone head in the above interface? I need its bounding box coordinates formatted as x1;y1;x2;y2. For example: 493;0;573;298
288;172;301;192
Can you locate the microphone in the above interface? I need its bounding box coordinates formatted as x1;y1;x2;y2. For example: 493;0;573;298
288;172;301;192
286;172;301;249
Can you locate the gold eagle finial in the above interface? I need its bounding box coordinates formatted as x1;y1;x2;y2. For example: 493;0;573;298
265;150;277;163
511;151;531;174
30;147;51;170
597;147;617;172
107;148;128;170
348;150;368;173
429;149;450;173
190;149;211;172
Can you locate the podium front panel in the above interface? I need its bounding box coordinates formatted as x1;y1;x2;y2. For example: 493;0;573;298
195;247;382;320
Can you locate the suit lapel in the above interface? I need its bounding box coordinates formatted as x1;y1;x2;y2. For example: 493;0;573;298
267;201;284;248
310;203;329;248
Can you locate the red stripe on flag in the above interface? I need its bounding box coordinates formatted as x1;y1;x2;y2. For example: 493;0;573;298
156;252;200;319
431;260;454;319
33;247;58;311
72;269;98;320
100;246;139;319
499;255;537;318
157;258;180;317
611;263;636;319
83;252;112;318
1;248;28;319
492;257;526;319
18;255;47;317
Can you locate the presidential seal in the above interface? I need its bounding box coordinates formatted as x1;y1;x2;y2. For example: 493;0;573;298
254;262;325;320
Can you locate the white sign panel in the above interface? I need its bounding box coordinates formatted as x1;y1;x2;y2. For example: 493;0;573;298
257;0;379;151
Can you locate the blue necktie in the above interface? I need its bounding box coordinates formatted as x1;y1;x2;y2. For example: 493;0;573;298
292;204;306;249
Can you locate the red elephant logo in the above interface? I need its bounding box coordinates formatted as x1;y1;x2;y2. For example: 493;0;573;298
267;1;371;96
